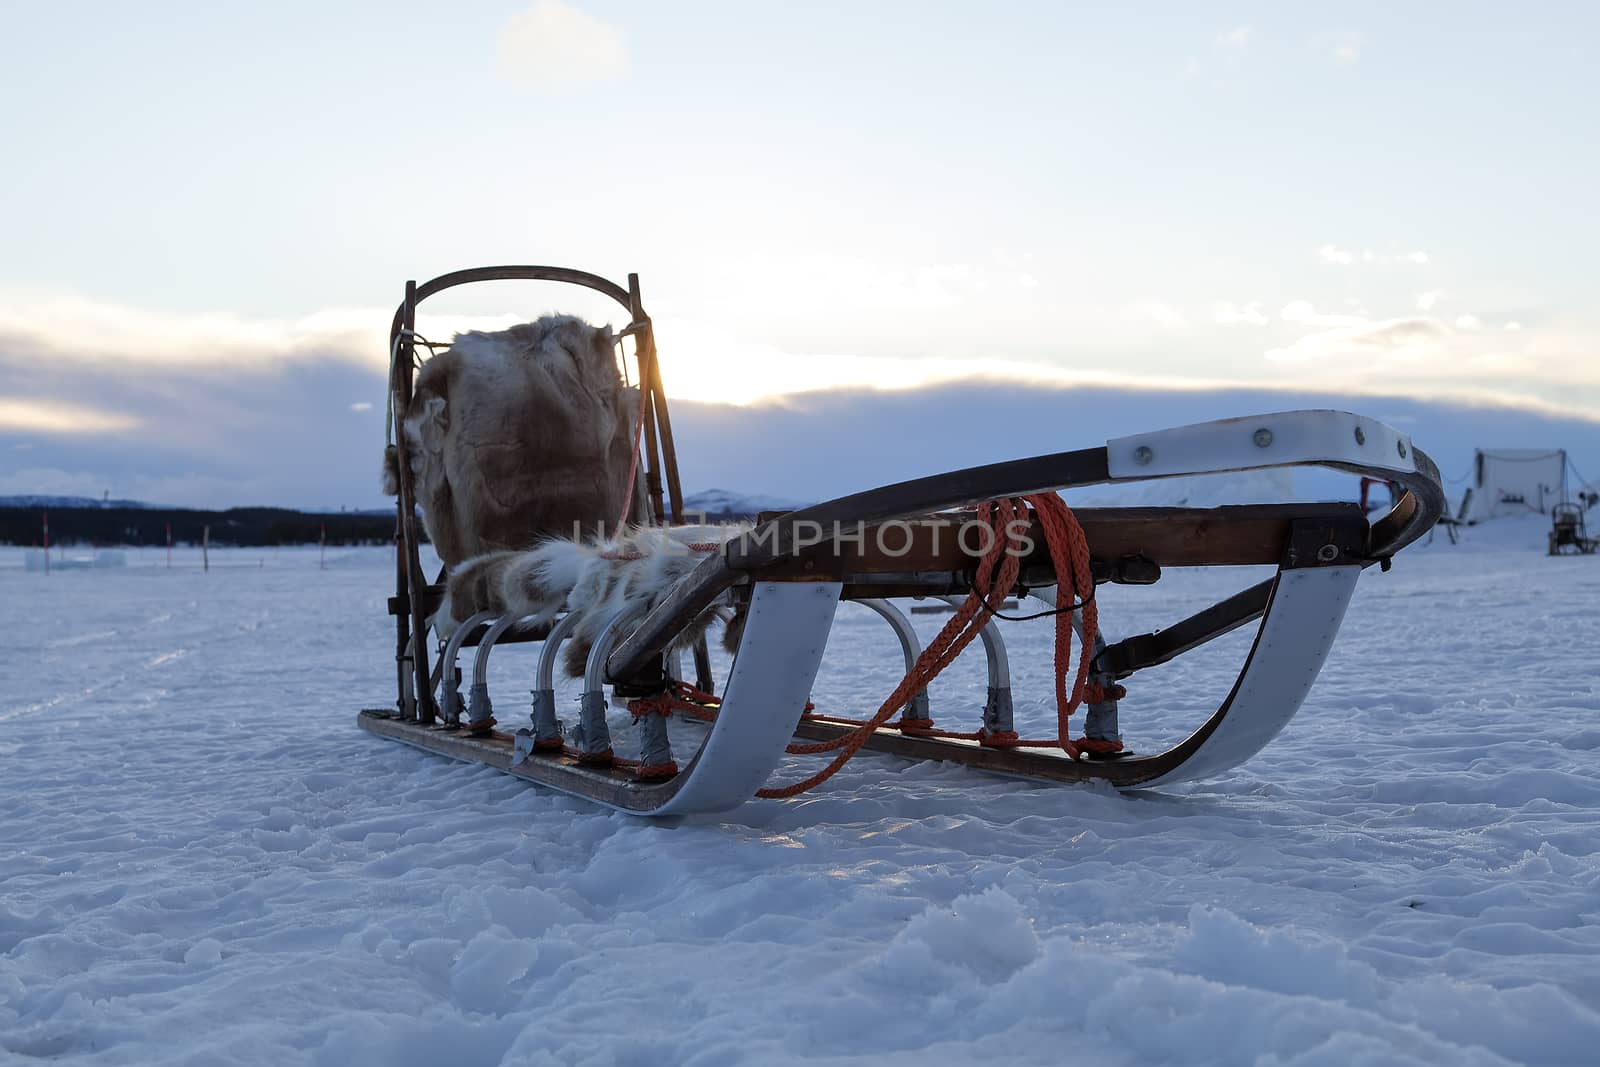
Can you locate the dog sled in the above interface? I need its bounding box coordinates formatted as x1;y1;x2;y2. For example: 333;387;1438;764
359;265;1446;815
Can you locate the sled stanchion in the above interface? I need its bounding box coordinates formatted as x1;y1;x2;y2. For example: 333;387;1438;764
463;612;555;734
574;609;639;764
857;599;929;724
526;612;580;753
1081;630;1121;748
393;278;438;724
1034;587;1121;749
438;612;499;726
937;595;1013;739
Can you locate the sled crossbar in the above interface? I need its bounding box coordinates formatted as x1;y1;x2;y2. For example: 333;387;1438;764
746;502;1369;588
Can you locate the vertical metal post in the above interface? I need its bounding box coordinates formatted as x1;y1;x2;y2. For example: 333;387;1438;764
393;280;438;723
1081;631;1122;744
392;518;410;717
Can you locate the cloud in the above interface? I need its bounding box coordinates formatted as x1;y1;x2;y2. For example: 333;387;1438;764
349;401;373;412
1216;26;1253;48
1214;301;1269;326
1322;30;1364;65
0;289;525;375
1415;290;1444;311
1122;301;1188;330
0;290;384;373
496;1;627;90
0;396;141;435
1266;316;1449;368
1260;310;1600;415
1318;246;1429;267
1280;300;1365;328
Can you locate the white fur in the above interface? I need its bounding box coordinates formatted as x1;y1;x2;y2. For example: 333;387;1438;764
434;524;748;675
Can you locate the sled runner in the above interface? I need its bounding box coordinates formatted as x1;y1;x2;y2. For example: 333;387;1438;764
360;265;1446;815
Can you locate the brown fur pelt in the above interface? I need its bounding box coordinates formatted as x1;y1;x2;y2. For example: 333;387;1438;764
433;525;750;678
382;316;636;566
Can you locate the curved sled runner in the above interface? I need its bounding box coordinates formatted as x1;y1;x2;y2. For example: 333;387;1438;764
359;267;1445;815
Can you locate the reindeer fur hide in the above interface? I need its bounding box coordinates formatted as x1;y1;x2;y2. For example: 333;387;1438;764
382;316;636;566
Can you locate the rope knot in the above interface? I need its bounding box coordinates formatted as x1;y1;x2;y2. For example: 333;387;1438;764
627;694;677;720
1083;682;1127;704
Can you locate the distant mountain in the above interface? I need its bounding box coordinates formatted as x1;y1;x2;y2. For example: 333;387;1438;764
682;489;808;520
0;494;155;510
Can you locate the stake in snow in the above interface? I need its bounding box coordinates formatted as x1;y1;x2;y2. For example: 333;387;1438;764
362;265;1446;814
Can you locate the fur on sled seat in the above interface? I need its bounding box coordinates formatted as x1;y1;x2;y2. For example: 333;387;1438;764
435;524;750;678
382;315;636;566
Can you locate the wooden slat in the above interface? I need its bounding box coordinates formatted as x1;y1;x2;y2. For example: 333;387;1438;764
746;503;1368;579
357;710;683;811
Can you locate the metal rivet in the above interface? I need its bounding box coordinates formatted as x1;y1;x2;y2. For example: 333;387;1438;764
1316;544;1339;562
1397;440;1409;458
1134;446;1153;465
1354;427;1366;445
1253;428;1273;448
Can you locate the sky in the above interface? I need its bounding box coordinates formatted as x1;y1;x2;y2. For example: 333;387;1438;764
1;1;1597;508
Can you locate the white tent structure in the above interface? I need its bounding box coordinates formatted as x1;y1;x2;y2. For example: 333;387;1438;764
1464;448;1567;523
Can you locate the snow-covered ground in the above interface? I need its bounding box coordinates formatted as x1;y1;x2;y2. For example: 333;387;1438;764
4;516;1599;1065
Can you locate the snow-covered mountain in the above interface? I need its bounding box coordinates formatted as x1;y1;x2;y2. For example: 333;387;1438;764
682;488;809;518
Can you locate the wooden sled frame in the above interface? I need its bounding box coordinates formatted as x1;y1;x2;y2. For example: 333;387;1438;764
363;267;1447;815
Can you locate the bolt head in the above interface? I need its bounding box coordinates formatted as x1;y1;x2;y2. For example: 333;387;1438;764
1397;440;1409;459
1253;428;1274;448
1134;445;1153;465
1316;544;1340;562
1354;426;1366;445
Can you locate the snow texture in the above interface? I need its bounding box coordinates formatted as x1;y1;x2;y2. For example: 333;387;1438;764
3;514;1598;1065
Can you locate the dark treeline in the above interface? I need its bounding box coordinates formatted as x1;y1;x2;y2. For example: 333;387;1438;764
0;506;409;547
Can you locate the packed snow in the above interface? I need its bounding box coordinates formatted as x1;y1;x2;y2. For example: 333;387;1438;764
3;514;1599;1065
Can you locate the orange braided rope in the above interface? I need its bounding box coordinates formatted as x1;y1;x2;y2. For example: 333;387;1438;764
1029;492;1092;759
646;495;1121;796
755;499;1027;798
